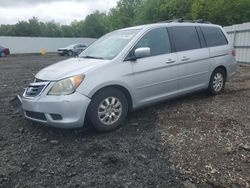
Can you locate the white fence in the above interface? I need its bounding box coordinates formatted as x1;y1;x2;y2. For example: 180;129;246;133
0;36;96;54
224;22;250;64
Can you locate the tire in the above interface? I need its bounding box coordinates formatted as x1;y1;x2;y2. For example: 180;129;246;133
68;50;73;56
208;68;226;95
87;88;128;132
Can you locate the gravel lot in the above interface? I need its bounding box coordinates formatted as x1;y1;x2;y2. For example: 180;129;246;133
0;54;249;188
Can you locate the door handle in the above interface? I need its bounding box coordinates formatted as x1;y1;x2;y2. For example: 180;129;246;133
181;56;190;61
165;59;176;64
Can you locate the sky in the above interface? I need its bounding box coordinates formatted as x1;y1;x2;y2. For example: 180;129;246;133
0;0;119;25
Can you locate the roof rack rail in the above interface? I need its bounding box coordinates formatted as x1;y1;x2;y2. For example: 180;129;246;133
159;18;184;23
159;18;211;24
192;19;211;24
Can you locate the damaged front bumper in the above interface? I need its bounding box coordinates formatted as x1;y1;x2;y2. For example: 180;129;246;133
10;92;91;129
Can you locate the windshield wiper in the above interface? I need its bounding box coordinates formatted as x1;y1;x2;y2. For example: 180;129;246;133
81;55;104;59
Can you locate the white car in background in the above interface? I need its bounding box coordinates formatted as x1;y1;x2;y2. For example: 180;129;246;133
57;44;87;56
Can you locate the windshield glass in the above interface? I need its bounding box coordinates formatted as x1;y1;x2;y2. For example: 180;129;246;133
79;29;140;60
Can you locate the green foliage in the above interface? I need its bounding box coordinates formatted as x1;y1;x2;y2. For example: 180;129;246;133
191;0;250;26
82;11;110;38
109;0;143;29
0;0;249;38
133;0;166;24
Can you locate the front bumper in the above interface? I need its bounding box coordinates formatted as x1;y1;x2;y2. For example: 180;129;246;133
21;92;91;128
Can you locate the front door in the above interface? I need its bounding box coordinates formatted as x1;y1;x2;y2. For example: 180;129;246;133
127;27;179;106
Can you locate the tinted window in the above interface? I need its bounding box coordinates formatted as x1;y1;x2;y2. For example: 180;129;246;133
171;26;201;52
201;27;228;47
196;27;206;48
135;27;172;57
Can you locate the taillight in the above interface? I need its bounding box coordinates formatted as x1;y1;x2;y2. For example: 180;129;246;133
232;49;236;57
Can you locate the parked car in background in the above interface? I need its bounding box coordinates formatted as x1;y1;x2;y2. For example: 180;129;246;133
57;44;87;56
0;45;10;57
19;21;236;132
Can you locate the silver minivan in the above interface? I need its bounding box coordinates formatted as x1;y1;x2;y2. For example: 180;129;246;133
20;22;237;132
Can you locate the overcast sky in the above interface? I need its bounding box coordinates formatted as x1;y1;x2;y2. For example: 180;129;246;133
0;0;119;25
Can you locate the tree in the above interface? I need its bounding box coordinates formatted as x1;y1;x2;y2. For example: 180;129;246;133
133;0;166;25
81;11;110;38
133;0;193;25
191;0;250;26
109;0;142;30
27;17;42;36
163;0;193;20
40;21;62;37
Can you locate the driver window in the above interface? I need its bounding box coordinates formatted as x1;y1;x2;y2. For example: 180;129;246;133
134;27;172;57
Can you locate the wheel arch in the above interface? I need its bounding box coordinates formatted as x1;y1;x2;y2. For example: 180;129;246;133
89;84;134;112
212;65;227;80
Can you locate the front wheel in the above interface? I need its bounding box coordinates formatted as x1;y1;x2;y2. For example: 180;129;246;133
87;88;128;132
208;68;226;95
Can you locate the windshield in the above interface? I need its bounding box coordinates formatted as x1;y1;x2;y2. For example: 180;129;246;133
79;29;140;60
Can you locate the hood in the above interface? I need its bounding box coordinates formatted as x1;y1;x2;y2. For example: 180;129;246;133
36;58;110;81
58;48;68;50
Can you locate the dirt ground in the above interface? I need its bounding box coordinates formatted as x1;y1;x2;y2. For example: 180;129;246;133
0;54;249;188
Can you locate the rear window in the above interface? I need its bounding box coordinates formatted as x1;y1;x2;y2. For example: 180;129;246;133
201;27;228;47
171;26;201;52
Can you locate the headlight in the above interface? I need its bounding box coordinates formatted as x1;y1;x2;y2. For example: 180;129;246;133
48;75;85;95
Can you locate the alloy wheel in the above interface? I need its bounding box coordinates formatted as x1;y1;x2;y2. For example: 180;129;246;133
97;97;122;125
212;72;224;92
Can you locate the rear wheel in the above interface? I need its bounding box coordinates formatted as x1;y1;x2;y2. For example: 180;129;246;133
208;68;226;95
87;88;128;132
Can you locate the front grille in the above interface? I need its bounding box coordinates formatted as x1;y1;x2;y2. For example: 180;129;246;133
25;111;47;121
25;85;46;97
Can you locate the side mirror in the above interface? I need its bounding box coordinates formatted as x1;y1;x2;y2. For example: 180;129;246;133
134;47;151;59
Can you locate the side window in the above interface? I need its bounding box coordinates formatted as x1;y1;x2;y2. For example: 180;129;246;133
196;27;206;48
171;26;201;52
134;27;172;57
201;27;228;47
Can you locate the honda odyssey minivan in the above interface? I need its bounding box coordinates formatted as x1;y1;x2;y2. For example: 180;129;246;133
20;21;237;132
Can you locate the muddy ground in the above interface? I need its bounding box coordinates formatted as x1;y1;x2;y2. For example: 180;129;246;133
0;54;249;188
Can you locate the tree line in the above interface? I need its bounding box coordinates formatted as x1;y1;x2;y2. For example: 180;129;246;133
0;0;249;38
